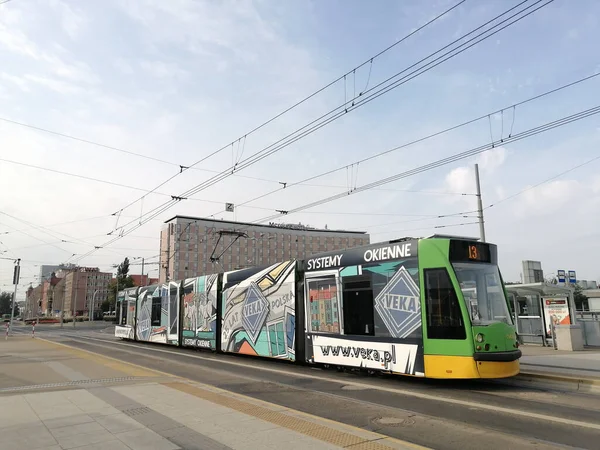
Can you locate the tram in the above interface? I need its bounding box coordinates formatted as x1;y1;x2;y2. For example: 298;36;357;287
115;235;521;379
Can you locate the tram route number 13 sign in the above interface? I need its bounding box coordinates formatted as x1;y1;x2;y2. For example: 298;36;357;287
542;297;571;337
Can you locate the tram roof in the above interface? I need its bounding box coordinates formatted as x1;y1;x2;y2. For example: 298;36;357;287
304;234;482;260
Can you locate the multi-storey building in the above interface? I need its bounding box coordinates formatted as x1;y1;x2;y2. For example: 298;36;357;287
38;263;78;281
159;216;370;282
24;267;110;318
57;267;112;318
25;284;43;319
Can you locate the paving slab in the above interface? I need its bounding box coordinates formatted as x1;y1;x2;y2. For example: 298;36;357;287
0;336;424;450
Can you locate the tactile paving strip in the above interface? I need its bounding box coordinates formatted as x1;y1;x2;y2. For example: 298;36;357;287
0;376;148;393
165;381;417;450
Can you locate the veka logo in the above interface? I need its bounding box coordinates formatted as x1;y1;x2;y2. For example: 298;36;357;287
241;282;270;345
374;266;421;338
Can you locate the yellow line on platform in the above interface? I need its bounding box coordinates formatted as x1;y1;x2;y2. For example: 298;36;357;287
35;338;166;378
38;337;426;449
164;381;428;450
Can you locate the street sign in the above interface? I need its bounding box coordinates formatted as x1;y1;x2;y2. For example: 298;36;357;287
568;270;576;284
225;203;234;212
557;270;566;283
12;265;20;285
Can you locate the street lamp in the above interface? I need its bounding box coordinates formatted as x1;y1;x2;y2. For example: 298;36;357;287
89;289;99;322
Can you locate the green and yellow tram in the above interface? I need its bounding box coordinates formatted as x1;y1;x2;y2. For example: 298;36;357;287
116;234;520;379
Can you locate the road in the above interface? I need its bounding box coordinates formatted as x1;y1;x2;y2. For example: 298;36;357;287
12;323;600;450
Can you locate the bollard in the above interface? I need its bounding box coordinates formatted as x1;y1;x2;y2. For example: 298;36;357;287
32;321;35;339
5;322;8;340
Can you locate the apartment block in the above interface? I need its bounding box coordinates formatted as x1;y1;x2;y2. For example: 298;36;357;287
56;267;112;317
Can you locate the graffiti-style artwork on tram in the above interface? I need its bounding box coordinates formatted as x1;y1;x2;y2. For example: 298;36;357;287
115;236;521;379
135;282;180;345
221;261;297;360
182;274;218;350
115;287;137;339
304;240;425;376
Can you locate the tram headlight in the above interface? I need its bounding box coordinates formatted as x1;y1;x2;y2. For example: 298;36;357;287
476;333;484;343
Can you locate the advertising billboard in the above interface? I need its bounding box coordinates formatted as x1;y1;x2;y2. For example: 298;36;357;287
542;297;571;337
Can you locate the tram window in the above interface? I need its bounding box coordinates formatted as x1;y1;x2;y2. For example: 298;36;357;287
268;322;286;356
307;276;340;333
120;301;127;325
151;295;161;326
424;269;466;340
342;275;375;336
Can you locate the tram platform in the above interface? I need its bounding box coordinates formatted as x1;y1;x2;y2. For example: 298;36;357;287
515;344;600;393
519;344;600;377
0;337;423;450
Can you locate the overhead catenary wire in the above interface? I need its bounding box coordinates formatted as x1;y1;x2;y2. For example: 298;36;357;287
0;211;133;261
246;104;600;227
0;157;274;211
93;0;551;259
108;1;478;231
164;105;598;270
171;0;551;207
0;118;286;186
205;68;600;217
100;0;468;218
484;153;600;210
10;67;593;250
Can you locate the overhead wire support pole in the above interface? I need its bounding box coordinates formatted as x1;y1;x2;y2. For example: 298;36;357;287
474;163;486;242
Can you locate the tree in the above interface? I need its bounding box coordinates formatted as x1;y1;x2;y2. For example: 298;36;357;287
573;284;589;311
105;258;135;312
117;257;131;281
0;291;18;316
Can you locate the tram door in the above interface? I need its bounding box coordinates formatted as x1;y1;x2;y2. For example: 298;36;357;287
342;275;375;336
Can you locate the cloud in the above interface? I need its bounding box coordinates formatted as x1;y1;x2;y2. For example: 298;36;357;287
48;0;88;40
442;147;508;210
114;58;134;75
592;176;600;194
478;146;506;173
23;74;84;95
139;60;189;80
0;72;30;92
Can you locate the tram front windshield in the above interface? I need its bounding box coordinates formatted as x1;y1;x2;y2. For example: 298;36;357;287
452;263;512;325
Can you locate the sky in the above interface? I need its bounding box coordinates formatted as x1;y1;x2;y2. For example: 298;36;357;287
1;0;599;299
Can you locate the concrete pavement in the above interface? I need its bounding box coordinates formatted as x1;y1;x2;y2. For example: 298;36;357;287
0;336;424;450
520;344;600;377
8;325;600;449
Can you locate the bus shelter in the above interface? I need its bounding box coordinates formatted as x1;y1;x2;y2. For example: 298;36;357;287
505;282;575;345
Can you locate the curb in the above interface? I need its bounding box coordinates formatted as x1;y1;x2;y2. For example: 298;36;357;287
515;371;600;394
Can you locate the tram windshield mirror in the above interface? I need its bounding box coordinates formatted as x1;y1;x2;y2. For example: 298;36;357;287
452;263;512;325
